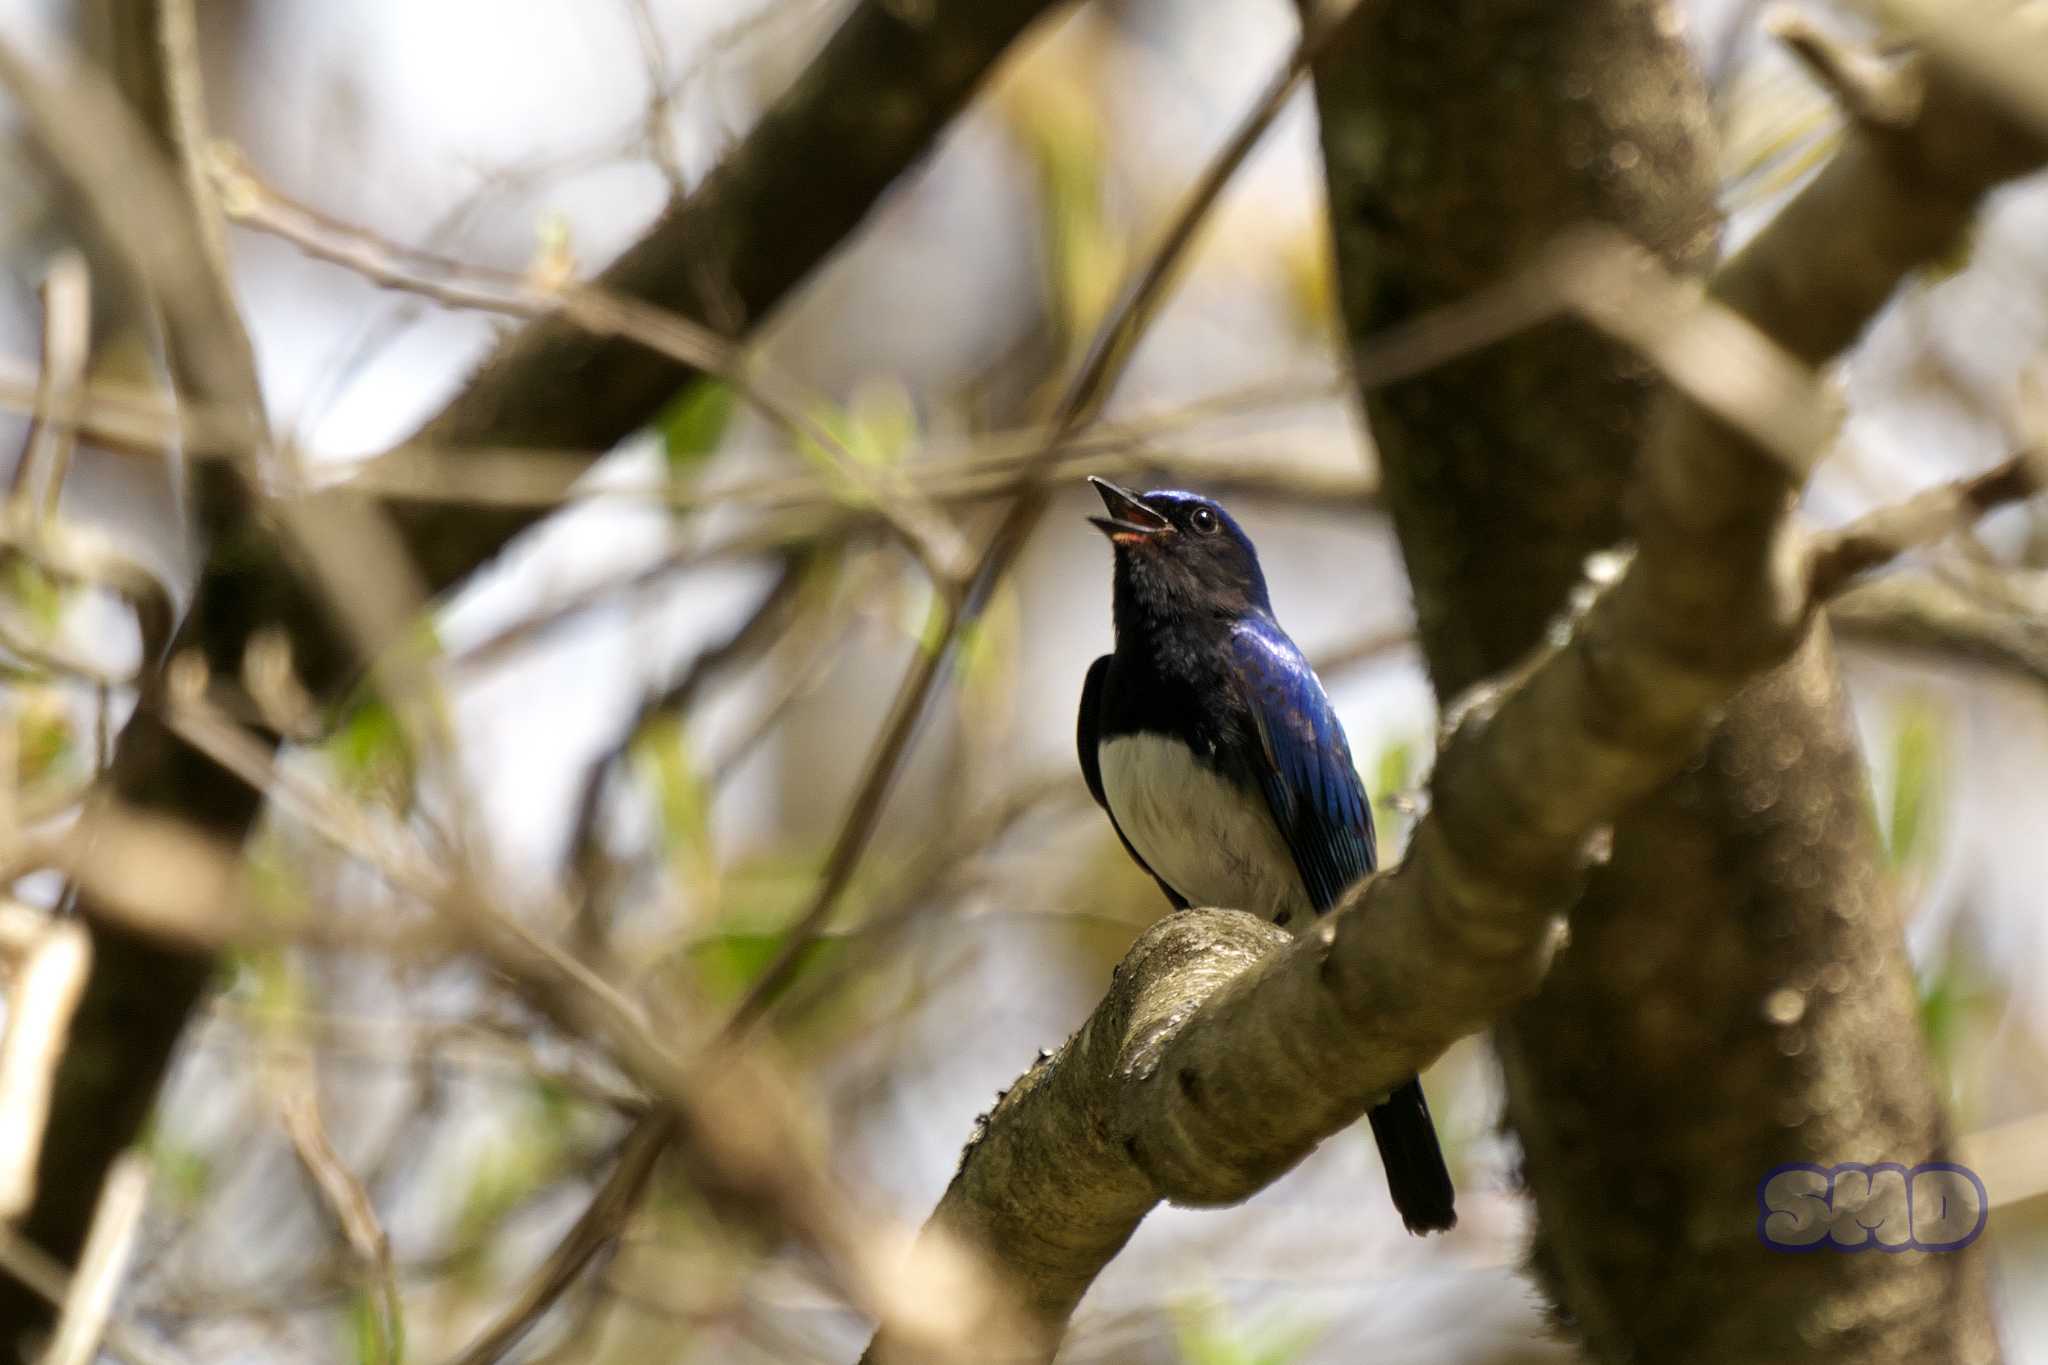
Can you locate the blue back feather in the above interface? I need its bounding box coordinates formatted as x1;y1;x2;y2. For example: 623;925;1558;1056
1229;620;1377;913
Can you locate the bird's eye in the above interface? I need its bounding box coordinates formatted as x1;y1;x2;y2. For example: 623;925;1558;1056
1189;506;1220;535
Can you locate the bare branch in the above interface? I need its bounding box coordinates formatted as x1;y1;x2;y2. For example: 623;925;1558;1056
217;162;969;581
1809;449;2043;597
1831;571;2048;689
272;1046;402;1364
40;1155;149;1365
0;12;380;1340
1873;0;2048;142
10;253;92;518
0;1216;184;1365
0;913;90;1220
438;1113;671;1365
1768;8;1923;129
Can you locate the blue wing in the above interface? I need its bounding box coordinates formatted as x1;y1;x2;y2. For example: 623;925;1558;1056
1232;625;1455;1233
1229;621;1377;913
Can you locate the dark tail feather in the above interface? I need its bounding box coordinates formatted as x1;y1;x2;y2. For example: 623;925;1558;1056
1368;1076;1456;1234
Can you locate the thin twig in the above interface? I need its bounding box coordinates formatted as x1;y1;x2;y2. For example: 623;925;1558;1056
565;553;813;915
1767;8;1923;128
10;254;91;518
1830;571;2048;689
0;1222;184;1365
1808;450;2042;599
272;1043;403;1364
0;914;90;1219
40;1155;150;1365
623;0;689;196
438;1113;673;1365
214;154;970;582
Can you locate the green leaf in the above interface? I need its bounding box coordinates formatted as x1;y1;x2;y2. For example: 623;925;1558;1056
328;696;416;809
1916;925;1992;1100
914;587;951;659
793;380;921;495
1371;737;1416;859
687;928;844;1002
15;694;75;789
2;556;68;633
145;1134;214;1211
636;718;717;896
236;945;304;1027
1000;60;1122;341
658;378;735;475
1884;697;1944;871
1918;964;1963;1075
450;1120;574;1286
245;830;314;926
842;378;918;467
959;583;1018;694
1278;221;1337;342
343;1285;405;1365
1171;1294;1323;1365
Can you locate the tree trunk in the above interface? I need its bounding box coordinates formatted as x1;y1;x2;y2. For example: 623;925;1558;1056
1311;2;1997;1360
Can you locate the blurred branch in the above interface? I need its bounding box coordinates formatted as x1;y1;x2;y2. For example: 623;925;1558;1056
382;0;1070;594
0;911;90;1221
1872;0;2048;142
1808;448;2042;597
9;253;92;518
565;552;814;924
40;1155;149;1365
217;160;970;581
1831;571;2048;689
0;5;382;1345
1768;8;1922;129
867;6;2048;1358
421;870;1026;1360
0;1201;183;1365
0;340;1371;556
1959;1110;2048;1215
91;621;1016;1361
272;1048;401;1365
438;1113;672;1365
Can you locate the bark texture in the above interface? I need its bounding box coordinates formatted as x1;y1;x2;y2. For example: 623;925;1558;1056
1312;2;2035;1359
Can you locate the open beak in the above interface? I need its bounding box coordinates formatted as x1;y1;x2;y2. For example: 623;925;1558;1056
1088;477;1171;542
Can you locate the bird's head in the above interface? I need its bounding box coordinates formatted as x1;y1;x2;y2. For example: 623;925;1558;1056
1088;477;1271;624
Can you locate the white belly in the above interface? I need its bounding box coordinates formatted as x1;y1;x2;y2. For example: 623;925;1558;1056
1099;733;1310;925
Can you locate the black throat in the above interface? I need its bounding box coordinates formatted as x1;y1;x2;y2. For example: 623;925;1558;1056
1103;562;1259;762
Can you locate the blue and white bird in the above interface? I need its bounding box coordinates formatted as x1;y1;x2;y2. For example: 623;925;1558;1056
1077;477;1456;1234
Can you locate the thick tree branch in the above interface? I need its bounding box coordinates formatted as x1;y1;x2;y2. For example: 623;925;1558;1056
381;0;1066;594
1317;1;2044;1361
868;6;2047;1361
1832;572;2048;691
0;2;369;1345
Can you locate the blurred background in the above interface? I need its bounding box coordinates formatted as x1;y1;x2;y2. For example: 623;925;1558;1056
1;0;2045;1360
